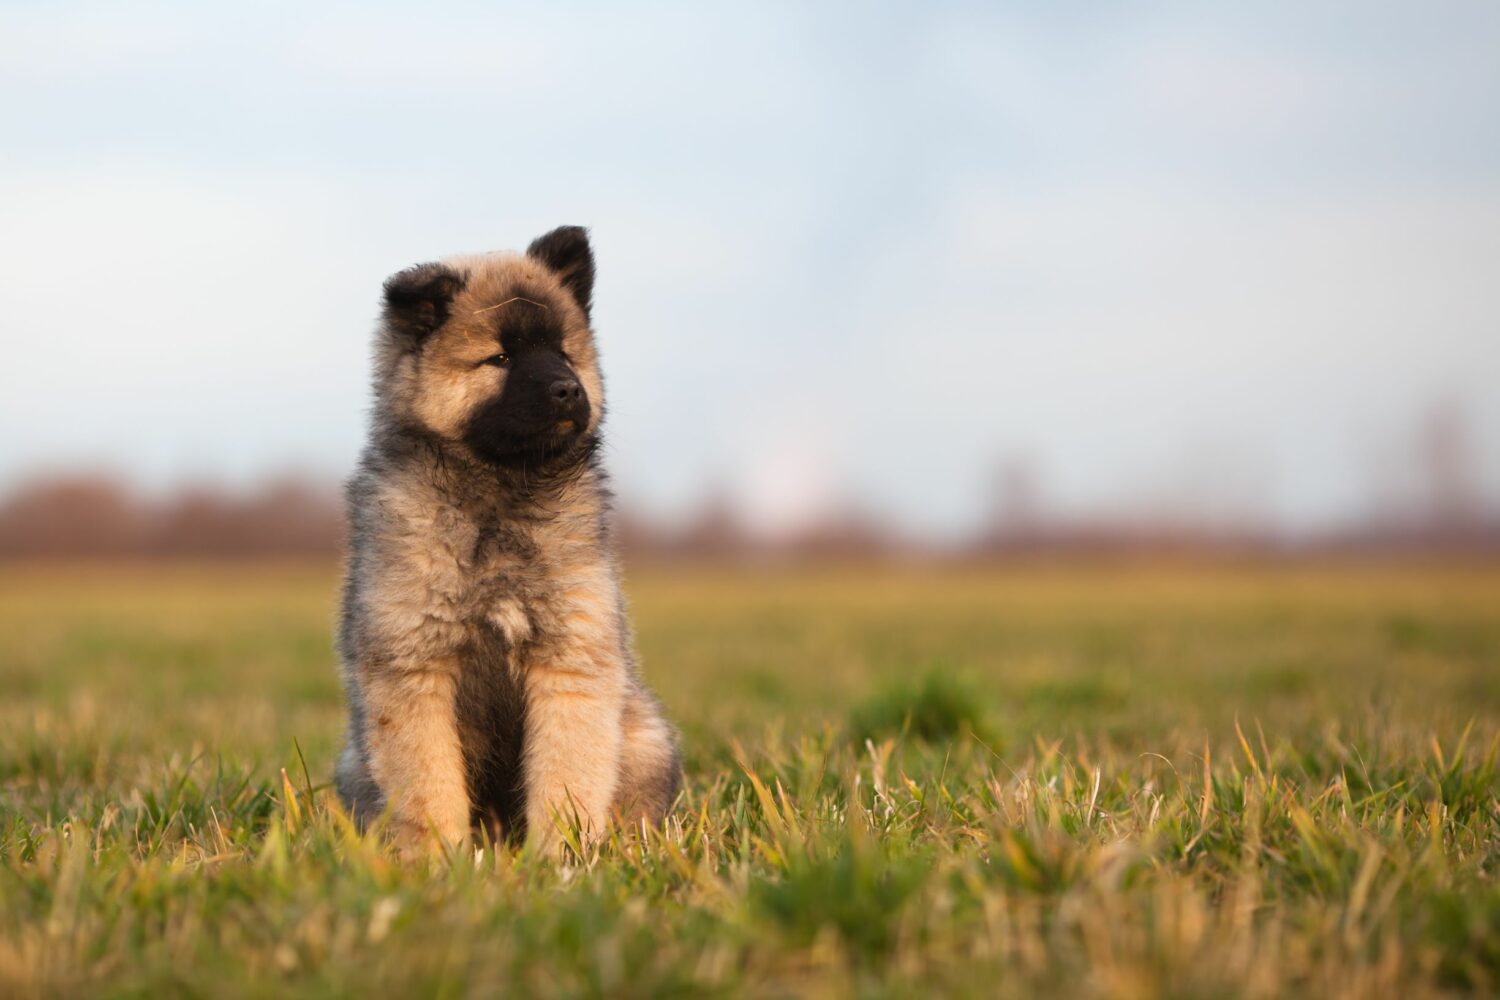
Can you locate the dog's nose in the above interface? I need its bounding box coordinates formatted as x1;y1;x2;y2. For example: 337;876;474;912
550;378;583;406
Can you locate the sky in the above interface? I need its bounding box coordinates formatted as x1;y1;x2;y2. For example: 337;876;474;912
2;1;1498;538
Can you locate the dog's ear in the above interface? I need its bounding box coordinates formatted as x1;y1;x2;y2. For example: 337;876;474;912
382;262;466;346
527;225;595;318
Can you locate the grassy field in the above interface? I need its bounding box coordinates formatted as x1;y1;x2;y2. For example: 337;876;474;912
1;560;1498;997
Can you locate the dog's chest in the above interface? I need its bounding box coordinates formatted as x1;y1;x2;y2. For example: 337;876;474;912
372;491;606;664
443;529;547;650
451;514;598;655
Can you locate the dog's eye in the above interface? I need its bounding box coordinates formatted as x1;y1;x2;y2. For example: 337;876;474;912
479;354;511;368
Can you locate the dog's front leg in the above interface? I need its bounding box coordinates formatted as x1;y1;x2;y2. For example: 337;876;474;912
361;658;470;858
522;649;625;854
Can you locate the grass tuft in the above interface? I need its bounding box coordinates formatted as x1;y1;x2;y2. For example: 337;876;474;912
750;835;931;959
847;667;995;747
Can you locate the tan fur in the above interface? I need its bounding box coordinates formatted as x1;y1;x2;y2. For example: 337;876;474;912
360;663;470;852
336;231;682;859
394;253;604;442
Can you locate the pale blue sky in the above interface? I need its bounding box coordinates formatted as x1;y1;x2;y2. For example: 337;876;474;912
3;1;1498;536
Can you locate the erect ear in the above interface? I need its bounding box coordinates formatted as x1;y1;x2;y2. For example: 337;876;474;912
527;225;595;318
382;262;466;346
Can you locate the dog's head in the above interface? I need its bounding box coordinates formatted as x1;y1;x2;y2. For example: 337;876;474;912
375;226;603;468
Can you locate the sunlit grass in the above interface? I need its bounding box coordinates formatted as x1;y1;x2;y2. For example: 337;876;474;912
1;560;1498;996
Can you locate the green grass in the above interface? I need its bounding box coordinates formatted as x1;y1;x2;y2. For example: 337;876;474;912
2;560;1499;997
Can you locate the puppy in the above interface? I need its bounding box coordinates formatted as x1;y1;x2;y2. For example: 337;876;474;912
335;227;680;855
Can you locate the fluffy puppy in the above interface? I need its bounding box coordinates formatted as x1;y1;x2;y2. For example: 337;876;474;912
335;226;680;855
